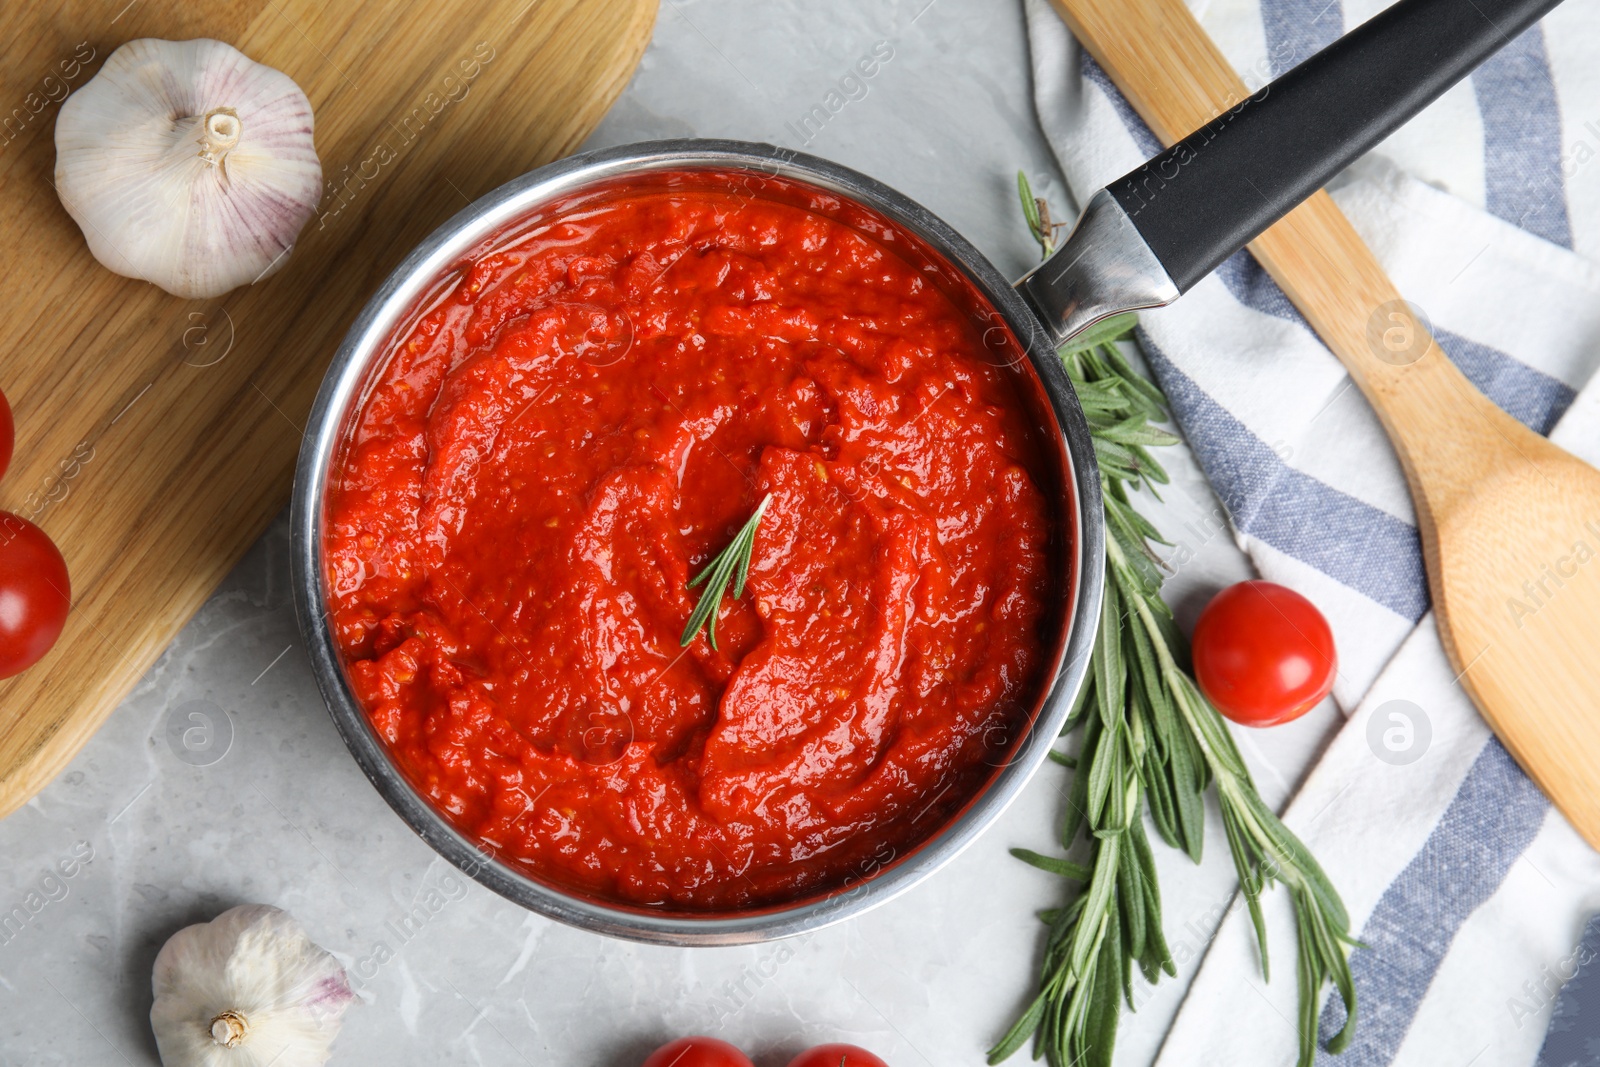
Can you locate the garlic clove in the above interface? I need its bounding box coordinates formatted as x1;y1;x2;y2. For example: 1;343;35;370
151;904;356;1067
54;39;323;300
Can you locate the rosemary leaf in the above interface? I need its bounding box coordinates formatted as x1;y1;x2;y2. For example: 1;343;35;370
1013;848;1094;881
1061;311;1140;355
680;493;772;651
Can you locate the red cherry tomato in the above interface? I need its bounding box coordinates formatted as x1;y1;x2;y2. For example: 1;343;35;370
642;1037;754;1067
786;1045;890;1067
0;512;71;679
1192;580;1335;727
0;387;13;483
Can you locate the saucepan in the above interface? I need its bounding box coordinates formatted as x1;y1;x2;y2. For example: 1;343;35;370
290;0;1560;944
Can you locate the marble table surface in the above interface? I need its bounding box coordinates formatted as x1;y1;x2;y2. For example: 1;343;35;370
0;1;1346;1063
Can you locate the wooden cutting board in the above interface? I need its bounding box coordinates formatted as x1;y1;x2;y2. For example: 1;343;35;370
0;0;657;818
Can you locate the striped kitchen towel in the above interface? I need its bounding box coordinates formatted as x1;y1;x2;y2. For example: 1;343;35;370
1023;0;1600;1064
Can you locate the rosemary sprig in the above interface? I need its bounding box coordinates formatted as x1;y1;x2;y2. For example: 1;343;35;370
1018;171;1068;257
991;174;1357;1067
680;493;772;650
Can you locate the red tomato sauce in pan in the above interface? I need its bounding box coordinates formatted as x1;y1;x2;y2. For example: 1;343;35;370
325;180;1060;908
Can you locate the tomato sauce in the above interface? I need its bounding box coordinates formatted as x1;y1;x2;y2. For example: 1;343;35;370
325;179;1060;908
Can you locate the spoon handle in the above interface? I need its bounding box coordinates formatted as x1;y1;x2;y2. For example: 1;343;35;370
1041;0;1546;493
1019;0;1564;347
1115;0;1562;293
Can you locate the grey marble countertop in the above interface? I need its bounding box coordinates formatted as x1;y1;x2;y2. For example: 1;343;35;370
0;2;1343;1063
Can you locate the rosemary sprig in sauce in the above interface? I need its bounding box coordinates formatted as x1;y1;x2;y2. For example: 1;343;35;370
680;493;773;651
990;174;1357;1067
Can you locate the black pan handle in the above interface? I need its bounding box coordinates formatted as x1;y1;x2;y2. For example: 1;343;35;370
1108;0;1563;293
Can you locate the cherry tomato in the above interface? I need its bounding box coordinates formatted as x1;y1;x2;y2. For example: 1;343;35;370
1192;580;1335;727
786;1045;890;1067
642;1037;754;1067
0;512;71;679
0;387;12;483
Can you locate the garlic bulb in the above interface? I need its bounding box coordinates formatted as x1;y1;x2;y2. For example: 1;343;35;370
54;38;322;299
151;904;356;1067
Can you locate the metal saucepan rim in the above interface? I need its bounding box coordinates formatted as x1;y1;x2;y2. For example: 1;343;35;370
289;139;1105;945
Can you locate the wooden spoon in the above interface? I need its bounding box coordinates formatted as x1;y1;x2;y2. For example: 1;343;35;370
1046;0;1600;845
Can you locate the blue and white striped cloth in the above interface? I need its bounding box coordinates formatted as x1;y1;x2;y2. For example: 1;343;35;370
1024;0;1600;1063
